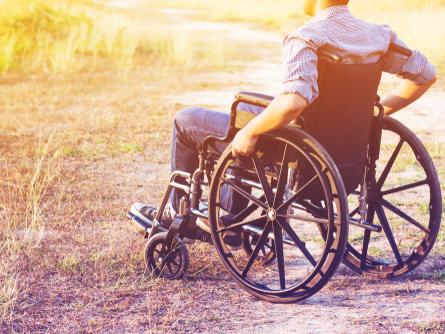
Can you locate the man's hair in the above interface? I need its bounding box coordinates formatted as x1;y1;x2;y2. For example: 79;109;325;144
332;0;349;4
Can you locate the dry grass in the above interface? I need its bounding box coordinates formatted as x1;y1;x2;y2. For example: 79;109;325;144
2;1;444;77
0;0;240;73
1;133;60;243
1;70;443;333
0;0;135;72
0;272;18;323
147;0;445;79
0;66;186;330
0;1;444;332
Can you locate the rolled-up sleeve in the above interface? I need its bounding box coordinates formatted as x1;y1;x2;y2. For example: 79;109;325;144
281;34;319;105
383;27;436;84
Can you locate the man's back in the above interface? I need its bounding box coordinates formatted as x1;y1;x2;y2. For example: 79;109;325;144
282;5;436;106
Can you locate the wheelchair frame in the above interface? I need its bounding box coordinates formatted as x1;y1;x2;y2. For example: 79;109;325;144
127;44;442;302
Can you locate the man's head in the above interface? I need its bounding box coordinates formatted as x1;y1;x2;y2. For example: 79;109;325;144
303;0;349;16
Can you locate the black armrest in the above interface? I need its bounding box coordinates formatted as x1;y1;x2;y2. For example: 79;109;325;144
235;91;274;108
232;91;305;129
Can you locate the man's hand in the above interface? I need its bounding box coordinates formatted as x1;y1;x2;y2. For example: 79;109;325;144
231;128;259;157
230;93;307;157
382;77;436;115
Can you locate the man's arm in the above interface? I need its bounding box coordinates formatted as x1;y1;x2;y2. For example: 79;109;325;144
382;28;437;115
232;33;318;157
242;93;307;136
381;77;437;116
231;94;307;157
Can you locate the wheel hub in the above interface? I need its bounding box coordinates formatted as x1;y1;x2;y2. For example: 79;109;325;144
266;208;277;221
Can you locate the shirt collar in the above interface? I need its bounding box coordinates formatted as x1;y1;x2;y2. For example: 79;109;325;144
312;5;350;21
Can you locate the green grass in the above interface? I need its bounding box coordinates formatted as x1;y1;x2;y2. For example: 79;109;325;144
349;231;364;243
110;142;143;155
58;254;81;272
368;245;388;258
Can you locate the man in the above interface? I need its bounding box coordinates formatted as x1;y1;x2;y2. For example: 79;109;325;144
142;0;436;237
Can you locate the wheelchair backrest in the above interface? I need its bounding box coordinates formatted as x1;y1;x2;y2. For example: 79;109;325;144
300;57;383;194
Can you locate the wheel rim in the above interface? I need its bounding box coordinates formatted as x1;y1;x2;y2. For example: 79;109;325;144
345;117;442;276
209;134;347;298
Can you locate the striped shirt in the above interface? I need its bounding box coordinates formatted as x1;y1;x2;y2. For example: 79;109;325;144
282;5;437;104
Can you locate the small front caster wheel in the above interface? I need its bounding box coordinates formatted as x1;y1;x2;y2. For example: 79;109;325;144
144;232;189;279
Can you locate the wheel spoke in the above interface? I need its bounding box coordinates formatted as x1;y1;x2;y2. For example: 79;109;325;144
381;179;429;196
277;175;319;212
360;203;375;269
166;263;174;274
293;199;328;217
242;221;273;278
252;154;274;206
220;177;268;210
273;222;286;289
217;215;267;233
277;220;317;267
349;206;360;217
361;230;371;269
232;195;266;222
377;139;404;189
273;144;290;207
158;261;167;274
380;199;430;234
375;204;403;266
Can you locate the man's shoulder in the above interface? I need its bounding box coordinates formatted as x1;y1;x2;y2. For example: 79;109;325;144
285;15;393;46
285;20;328;45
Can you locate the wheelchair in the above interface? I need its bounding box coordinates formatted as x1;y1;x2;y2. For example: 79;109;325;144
127;44;442;303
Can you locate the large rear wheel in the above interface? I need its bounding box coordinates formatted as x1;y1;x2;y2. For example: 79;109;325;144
344;117;442;277
208;127;349;303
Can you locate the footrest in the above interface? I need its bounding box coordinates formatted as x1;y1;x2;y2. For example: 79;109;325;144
127;202;155;236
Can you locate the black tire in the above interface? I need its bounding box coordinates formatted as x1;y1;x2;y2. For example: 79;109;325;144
344;117;442;277
144;232;189;280
209;126;349;303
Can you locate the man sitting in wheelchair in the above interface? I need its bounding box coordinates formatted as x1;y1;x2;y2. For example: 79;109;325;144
128;0;439;303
